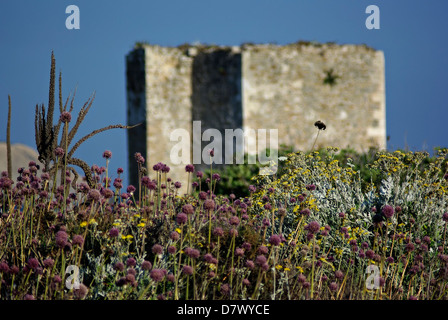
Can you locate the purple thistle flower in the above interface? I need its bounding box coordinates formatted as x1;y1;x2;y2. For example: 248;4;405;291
7;265;19;275
134;152;145;164
235;248;245;257
229;216;240;226
72;235;84;247
204;253;214;263
126;185;136;194
185;164;195;173
161;164;170;173
255;255;267;266
109;228;119;238
382;205;394;218
182;204;195;215
248;185;256;193
220;283;230;295
152;244;164;255
87;189;101;202
174;181;182;189
203;199;215;211
358;250;366;259
258;245;269;255
125;274;136;284
166;273;175;282
142;260;152;271
198;191;207;200
185;247;200;259
27;258;39;270
242;242;252;251
300;208;311;217
335;270;344;280
127;267;137;275
182;265;194;275
306;184;316;191
329;282;338;292
213;227;224;237
102;150;112;159
305;221;320;234
150;269;165;282
60;111;72;123
245;260;255;269
126;257;137;267
169;231;180;241
102;187;115;198
114;262;125;272
269;234;282;246
176;213;188;225
113;178;123;190
229;228;238;237
443;212;448;223
55;230;68;248
168;246;176;254
262;218;270;228
405;242;415;253
0;262;10;273
365;249;375;259
73;283;89;300
54;147;65;158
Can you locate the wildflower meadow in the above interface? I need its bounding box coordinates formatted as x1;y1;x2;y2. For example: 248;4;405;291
1;54;448;301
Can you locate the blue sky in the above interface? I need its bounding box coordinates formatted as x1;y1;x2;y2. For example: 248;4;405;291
1;0;447;186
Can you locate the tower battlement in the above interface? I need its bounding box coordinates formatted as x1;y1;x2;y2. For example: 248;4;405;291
126;42;386;190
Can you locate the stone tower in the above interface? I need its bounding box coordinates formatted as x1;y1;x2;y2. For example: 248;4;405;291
126;42;386;191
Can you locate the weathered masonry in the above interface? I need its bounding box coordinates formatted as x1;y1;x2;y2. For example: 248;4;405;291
126;42;386;189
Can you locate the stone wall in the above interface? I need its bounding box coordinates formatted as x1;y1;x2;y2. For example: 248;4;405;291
191;46;243;172
241;43;386;152
126;42;386;193
127;45;194;189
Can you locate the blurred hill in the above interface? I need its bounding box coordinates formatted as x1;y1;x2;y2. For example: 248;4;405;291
0;142;39;179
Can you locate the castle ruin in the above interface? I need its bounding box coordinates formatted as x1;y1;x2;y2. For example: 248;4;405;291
126;42;386;190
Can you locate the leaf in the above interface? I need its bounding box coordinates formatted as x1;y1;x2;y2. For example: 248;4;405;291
379;176;394;202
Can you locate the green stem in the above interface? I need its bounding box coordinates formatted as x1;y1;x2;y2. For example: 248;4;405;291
310;237;316;299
